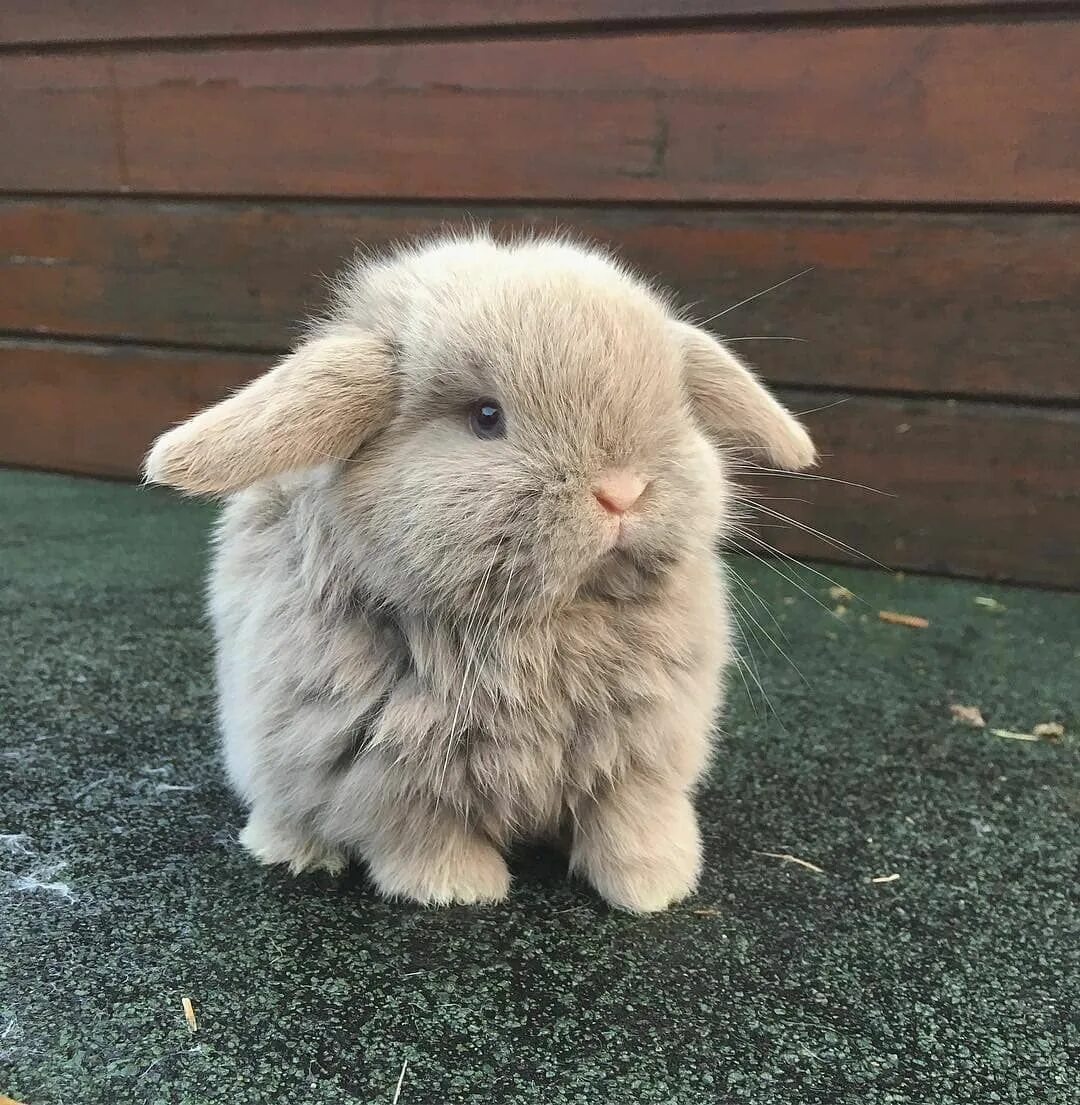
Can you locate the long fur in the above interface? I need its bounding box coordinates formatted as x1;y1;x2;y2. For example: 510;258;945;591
145;232;815;912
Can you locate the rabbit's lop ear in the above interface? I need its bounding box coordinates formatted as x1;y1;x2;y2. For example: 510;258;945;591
675;322;816;471
144;331;396;495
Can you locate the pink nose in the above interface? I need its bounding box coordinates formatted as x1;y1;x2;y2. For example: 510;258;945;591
593;469;648;516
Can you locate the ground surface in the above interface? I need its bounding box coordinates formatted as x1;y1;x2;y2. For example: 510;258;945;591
1;468;1077;1105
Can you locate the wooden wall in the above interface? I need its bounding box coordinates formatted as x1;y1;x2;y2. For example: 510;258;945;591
1;2;1077;586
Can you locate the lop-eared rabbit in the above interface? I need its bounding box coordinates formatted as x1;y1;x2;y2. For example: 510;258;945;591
146;234;815;912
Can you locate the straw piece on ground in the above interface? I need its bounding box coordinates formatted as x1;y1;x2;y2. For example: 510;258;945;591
879;611;929;629
752;850;825;874
992;724;1065;744
828;585;854;603
392;1059;409;1105
974;596;1006;612
950;704;986;728
870;873;901;884
182;996;198;1032
691;908;722;917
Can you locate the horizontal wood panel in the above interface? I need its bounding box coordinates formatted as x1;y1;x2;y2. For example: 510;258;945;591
763;392;1080;587
2;22;1079;203
0;340;263;479
0;2;1056;45
2;340;1076;585
2;199;1077;403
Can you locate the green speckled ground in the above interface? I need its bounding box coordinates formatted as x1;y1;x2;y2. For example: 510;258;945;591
1;469;1077;1105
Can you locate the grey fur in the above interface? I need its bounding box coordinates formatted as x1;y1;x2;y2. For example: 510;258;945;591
145;232;815;911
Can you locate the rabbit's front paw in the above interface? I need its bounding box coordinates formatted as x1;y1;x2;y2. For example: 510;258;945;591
240;810;347;876
577;852;700;913
366;833;510;906
571;789;702;913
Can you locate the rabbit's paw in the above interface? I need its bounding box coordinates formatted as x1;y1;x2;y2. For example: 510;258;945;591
367;834;510;906
571;790;702;913
577;853;699;913
240;811;347;876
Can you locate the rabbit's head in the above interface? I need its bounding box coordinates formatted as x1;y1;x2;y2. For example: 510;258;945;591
146;234;814;616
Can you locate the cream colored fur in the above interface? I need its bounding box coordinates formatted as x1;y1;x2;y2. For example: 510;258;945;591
145;232;815;912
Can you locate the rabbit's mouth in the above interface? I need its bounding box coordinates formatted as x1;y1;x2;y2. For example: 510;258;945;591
591;507;681;573
595;511;633;553
578;540;678;604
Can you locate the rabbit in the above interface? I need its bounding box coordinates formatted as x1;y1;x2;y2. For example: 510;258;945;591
144;232;815;912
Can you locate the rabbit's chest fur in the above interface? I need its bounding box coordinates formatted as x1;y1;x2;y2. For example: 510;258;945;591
394;566;726;836
214;486;728;845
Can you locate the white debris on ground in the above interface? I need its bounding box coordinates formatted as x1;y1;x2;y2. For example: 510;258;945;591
12;861;76;902
0;833;32;855
1;833;77;903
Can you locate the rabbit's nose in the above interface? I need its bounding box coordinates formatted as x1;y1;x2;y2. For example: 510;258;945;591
592;469;648;516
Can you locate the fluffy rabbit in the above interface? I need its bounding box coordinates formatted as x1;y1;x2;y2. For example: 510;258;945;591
145;233;814;912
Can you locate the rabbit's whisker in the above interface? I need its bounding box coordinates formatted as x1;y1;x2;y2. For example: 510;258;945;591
438;532;507;800
728;613;770;717
738;466;895;498
746;500;889;571
724;562;791;642
720;569;783;719
733;525;869;608
728;537;837;617
793;397;851;417
439;510;529;800
732;645;786;729
725;586;808;688
465;529;529;739
723;336;808;344
699;267;814;326
728;647;763;718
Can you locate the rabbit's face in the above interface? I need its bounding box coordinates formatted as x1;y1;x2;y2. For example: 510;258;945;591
335;257;726;615
144;233;815;618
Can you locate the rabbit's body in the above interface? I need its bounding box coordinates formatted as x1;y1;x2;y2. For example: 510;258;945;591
214;466;729;908
147;233;814;911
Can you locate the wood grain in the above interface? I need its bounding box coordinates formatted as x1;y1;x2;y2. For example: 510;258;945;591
0;2;1058;46
765;391;1080;586
0;340;262;479
2;339;1076;585
2;22;1079;203
3;199;1078;402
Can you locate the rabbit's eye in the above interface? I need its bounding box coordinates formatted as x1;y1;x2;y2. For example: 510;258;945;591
469;399;505;440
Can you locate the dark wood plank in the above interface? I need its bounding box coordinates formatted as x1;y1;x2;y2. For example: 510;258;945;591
768;391;1080;586
2;199;1078;402
0;2;1058;46
2;22;1079;203
1;339;1076;585
0;340;262;478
